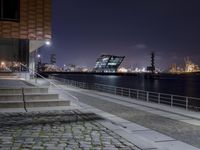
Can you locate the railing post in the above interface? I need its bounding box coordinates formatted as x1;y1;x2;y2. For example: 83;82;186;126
35;75;37;84
158;93;160;104
186;97;188;110
25;72;27;81
146;92;149;102
171;95;173;107
136;90;139;99
128;89;131;97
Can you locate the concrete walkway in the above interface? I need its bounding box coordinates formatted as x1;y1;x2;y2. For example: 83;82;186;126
0;79;140;150
1;78;200;150
55;84;200;150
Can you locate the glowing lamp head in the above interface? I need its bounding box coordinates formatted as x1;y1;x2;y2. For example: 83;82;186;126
37;54;41;58
45;40;51;46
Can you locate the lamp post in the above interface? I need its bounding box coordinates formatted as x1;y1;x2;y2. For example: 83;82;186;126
34;40;51;83
37;54;41;72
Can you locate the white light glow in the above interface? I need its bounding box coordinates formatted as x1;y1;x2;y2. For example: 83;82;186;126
45;40;51;46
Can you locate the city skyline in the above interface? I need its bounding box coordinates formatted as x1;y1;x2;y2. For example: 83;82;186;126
41;0;200;70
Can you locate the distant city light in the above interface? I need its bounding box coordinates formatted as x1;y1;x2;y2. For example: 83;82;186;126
1;61;5;66
169;57;200;73
118;67;128;73
142;67;146;72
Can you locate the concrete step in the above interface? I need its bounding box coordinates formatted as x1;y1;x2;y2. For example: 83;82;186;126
0;73;18;79
0;73;17;76
0;87;49;94
0;93;59;101
0;99;70;108
0;76;18;79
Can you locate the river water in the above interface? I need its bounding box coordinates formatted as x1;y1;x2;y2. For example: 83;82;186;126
51;73;200;98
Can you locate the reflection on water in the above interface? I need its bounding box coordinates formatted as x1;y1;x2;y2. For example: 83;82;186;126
57;73;200;98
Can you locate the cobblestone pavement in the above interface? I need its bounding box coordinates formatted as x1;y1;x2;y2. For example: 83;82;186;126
67;90;200;149
0;110;139;150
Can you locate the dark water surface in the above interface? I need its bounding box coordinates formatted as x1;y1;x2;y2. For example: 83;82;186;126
50;73;200;98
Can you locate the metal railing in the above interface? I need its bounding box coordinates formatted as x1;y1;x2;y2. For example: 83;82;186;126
19;64;80;106
50;76;200;111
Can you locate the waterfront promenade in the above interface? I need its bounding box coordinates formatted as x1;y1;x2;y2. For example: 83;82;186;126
0;78;200;150
0;78;140;150
51;79;200;150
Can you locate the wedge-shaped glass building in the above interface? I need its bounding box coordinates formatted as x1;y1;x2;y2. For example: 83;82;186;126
94;55;125;73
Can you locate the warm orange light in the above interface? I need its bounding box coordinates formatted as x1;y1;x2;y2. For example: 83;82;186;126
1;62;5;66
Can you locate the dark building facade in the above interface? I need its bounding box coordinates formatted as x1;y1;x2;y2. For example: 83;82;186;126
0;0;51;72
93;55;125;73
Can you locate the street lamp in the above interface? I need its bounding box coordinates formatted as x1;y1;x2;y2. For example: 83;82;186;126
33;40;51;83
45;40;51;46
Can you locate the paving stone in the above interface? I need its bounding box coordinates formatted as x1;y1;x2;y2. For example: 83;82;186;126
0;110;139;150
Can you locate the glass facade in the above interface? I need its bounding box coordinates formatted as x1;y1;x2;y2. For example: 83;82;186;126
94;55;125;73
0;38;29;72
0;0;20;21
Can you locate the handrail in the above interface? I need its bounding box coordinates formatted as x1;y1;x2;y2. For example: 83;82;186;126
20;63;79;104
94;83;200;99
22;88;27;112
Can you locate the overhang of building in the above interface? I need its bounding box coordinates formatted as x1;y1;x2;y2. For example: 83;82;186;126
29;40;46;53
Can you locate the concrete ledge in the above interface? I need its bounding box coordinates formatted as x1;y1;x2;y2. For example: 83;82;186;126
0;87;49;94
0;93;59;101
156;141;200;150
0;101;24;108
77;101;200;150
26;100;70;107
99;121;158;150
0;100;70;108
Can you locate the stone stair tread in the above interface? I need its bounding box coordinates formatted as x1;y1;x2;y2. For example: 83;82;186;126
0;81;71;108
0;99;66;102
0;99;70;108
0;88;49;94
0;99;69;103
0;86;48;89
0;93;57;96
0;101;23;103
0;93;59;101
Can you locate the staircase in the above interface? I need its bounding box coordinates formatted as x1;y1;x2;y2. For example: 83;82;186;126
0;87;70;109
0;72;18;79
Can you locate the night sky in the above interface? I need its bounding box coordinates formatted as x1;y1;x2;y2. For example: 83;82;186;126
41;0;200;70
